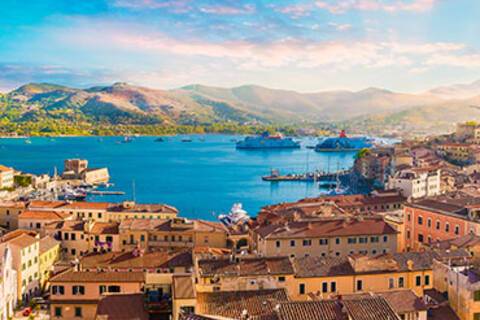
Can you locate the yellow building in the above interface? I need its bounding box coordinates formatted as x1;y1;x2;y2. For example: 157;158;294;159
253;217;398;258
39;235;61;290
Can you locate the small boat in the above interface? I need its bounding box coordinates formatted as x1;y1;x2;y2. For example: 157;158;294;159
155;137;165;142
181;137;193;142
121;136;133;143
24;139;32;144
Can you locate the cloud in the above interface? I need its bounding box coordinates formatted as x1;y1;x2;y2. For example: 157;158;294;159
199;4;255;15
112;0;192;13
274;4;314;18
316;0;437;14
328;22;353;31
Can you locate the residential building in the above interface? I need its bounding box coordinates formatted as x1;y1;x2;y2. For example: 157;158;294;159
354;147;393;187
0;243;17;320
18;210;73;235
95;293;149;320
388;167;441;199
456;121;480;143
0;165;14;189
253;216;398;258
49;269;145;319
119;217;227;251
436;143;480;165
39;235;61;289
0;201;26;230
1;230;40;303
403;192;480;251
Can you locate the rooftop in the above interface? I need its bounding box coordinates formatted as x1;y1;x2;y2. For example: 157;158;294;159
19;210;71;220
119;218;226;233
95;293;149;320
198;256;294;277
196;289;289;320
173;275;196;299
39;235;59;254
108;202;178;214
49;269;145;283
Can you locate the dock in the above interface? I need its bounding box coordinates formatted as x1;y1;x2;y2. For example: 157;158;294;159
262;169;351;182
88;190;125;196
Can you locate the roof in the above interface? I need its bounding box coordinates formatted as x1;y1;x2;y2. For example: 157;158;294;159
96;293;149;320
45;220;85;231
119;218;226;233
49;269;145;283
2;232;38;248
28;200;67;209
61;202;112;210
173;275;196;299
108;202;178;214
196;289;289;320
198;256;294;277
293;252;435;278
256;217;397;239
19;210;71;220
433;234;480;250
377;290;427;314
0;165;13;172
89;222;119;235
278;297;400;320
39;235;60;254
1;229;37;241
80;249;193;270
0;201;26;208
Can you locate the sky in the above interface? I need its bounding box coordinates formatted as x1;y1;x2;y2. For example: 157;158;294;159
1;0;480;93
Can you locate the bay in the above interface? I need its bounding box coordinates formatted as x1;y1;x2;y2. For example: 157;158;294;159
0;135;356;220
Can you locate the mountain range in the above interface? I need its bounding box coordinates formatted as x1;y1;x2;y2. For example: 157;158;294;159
2;79;480;135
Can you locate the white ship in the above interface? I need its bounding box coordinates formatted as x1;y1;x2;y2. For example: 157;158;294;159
218;203;250;227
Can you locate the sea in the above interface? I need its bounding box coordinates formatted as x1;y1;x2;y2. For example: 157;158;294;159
0;135;358;220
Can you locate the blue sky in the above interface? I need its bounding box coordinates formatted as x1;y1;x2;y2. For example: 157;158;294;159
1;0;480;92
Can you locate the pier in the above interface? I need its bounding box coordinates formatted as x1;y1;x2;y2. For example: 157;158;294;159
261;169;351;182
87;190;126;196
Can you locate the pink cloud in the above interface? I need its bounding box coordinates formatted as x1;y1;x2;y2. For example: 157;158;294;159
199;4;255;15
316;0;436;14
112;0;192;12
275;4;314;18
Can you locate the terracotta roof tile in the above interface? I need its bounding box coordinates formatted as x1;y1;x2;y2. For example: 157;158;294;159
0;165;13;172
173;275;196;299
199;256;294;277
96;293;149;320
39;235;60;254
62;202;112;210
49;269;145;283
19;210;71;220
89;222;119;235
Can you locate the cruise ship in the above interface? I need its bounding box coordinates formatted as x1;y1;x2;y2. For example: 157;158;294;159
315;130;372;152
218;203;250;227
236;132;300;149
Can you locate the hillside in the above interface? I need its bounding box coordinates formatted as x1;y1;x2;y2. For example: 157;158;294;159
1;80;480;136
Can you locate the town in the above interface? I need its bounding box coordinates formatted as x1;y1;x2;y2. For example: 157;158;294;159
3;121;480;320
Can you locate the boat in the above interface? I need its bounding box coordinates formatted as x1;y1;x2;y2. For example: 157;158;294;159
24;139;32;144
155;137;165;142
236;132;300;150
121;136;133;143
314;130;372;152
218;203;250;227
59;187;87;201
181;137;193;142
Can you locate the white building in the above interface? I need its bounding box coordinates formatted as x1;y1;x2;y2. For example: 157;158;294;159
0;243;18;320
388;167;441;199
0;165;14;189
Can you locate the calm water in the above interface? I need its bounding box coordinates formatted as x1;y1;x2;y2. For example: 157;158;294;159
0;135;356;219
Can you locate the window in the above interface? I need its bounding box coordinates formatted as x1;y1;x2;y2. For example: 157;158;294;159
445;223;450;233
454;225;459;235
474;290;480;301
290;240;296;247
335;238;340;245
359;237;368;244
74;307;82;317
71;233;76;241
416;276;421;286
425;275;430;286
474;313;480;320
330;282;336;293
99;285;107;294
55;307;62;317
418;234;424;243
436;220;441;230
319;238;329;245
389;278;394;289
141;235;145;242
406;230;411;239
418;216;423;225
108;285;121;293
383;235;388;242
299;283;305;295
370;236;379;243
52;285;65;295
322;282;328;293
398;277;404;288
72;285;85;295
276;241;281;248
278;276;285;282
348;238;357;244
427;218;432;228
303;239;312;246
356;280;363;291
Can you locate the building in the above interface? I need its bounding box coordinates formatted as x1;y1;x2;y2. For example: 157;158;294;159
257;190;406;226
196;256;294;293
95;293;149;320
39;235;61;289
1;230;40;303
0;165;14;189
456;121;480;143
253;217;398;258
0;201;26;230
62;159;110;184
436;143;480;165
119;217;227;251
388;167;441;199
18;210;73;235
403;192;480;251
354;148;393;187
0;243;17;320
49;269;145;319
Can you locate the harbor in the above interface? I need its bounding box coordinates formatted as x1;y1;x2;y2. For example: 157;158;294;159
261;169;351;182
